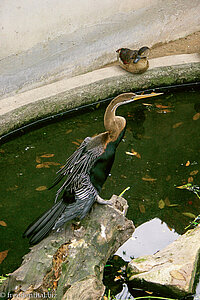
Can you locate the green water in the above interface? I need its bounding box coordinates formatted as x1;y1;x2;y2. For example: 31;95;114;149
0;89;200;297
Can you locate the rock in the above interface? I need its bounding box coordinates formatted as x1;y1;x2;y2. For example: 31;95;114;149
127;226;200;297
1;195;134;300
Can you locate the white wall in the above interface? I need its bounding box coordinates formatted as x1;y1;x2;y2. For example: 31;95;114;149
0;0;200;98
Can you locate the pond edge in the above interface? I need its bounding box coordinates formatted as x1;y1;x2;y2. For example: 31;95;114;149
0;53;200;140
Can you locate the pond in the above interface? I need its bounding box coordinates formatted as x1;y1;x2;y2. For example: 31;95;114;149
0;86;200;298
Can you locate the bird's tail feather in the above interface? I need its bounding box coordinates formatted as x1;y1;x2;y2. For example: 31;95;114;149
23;200;66;245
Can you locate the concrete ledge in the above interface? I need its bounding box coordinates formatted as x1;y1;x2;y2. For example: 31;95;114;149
0;54;200;139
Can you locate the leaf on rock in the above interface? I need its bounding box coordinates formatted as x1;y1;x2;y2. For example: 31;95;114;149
170;270;185;281
0;221;7;227
35;186;47;191
0;250;9;264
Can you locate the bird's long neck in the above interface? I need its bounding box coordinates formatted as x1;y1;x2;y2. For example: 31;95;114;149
104;96;127;141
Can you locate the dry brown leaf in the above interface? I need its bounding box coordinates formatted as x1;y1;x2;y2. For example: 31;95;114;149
36;163;50;169
166;175;171;181
164;197;170;206
66;129;72;134
155;104;171;109
0;220;7;227
158;199;165;209
36;156;41;163
170;270;185;281
188;177;193;183
36;162;60;168
185;161;190;167
190;170;199;176
0;249;9;264
0;149;5;153
40;154;55;158
157;109;172;113
114;275;122;282
142;175;157;182
193;112;200;121
76;139;83;143
35;186;47;191
172;122;183;129
72;141;80;146
139;203;145;213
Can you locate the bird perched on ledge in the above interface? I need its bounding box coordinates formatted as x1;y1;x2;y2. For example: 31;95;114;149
116;46;150;74
24;92;162;244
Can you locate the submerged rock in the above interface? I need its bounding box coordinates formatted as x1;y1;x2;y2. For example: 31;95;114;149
127;226;200;297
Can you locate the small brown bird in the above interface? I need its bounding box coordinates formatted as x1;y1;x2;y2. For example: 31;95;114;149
116;46;150;74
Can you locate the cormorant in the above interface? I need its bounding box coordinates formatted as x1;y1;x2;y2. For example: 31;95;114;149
24;92;162;244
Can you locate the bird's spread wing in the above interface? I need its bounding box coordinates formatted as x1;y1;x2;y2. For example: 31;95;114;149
51;136;104;201
53;174;98;229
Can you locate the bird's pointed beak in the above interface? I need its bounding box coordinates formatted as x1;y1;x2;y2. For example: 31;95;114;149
132;92;163;101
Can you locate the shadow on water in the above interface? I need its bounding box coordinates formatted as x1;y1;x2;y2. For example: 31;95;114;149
0;87;200;298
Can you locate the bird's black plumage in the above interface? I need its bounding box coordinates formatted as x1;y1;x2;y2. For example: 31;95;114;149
23;92;162;244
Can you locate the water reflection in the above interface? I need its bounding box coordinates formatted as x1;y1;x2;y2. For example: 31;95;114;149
116;218;179;262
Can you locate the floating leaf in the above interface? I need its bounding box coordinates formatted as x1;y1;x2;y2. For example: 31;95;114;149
157;109;172;114
36;162;60;168
40;154;55;158
142;175;157;182
166;175;171;181
36;156;41;163
72;141;80;146
185;161;190;167
0;250;9;264
170;270;185;281
36;163;50;169
156;104;171;109
158;199;165;209
164;197;170;206
168;204;179;207
0;149;5;154
6;185;19;191
35;186;47;191
66;129;72;134
126;149;141;158
182;212;196;219
0;221;7;227
173;122;183;129
193;112;200;121
190;170;198;176
139;203;145;213
187;177;193;183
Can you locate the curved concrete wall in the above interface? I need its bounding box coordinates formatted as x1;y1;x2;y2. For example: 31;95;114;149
0;0;200;98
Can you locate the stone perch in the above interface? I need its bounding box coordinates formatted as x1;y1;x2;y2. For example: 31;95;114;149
1;195;134;300
127;225;200;297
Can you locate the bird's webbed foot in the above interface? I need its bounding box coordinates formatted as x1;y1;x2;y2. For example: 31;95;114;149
96;195;113;206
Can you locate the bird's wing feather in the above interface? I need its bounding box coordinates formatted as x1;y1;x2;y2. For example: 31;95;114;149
53;174;98;229
51;136;105;201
